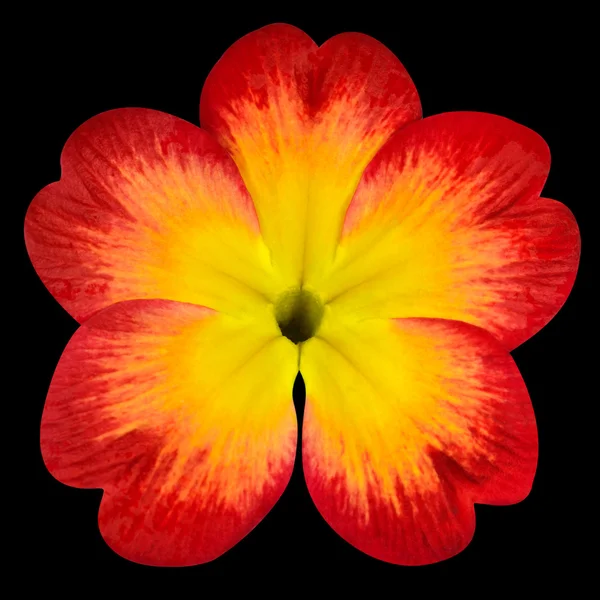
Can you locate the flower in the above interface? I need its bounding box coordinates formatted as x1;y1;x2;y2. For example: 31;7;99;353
24;23;580;568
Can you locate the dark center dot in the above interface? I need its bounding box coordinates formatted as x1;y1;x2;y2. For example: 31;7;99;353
274;288;324;344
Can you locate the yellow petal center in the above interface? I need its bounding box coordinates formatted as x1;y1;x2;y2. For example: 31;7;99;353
274;288;324;344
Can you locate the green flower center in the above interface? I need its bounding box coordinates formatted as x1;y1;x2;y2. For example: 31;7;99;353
274;288;324;344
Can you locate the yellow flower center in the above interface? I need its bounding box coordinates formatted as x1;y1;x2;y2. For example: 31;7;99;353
274;288;324;344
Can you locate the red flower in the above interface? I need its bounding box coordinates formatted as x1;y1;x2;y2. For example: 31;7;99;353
25;24;580;567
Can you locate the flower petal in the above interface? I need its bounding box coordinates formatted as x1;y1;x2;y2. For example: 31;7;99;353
316;112;579;350
201;24;421;286
25;108;280;323
40;299;298;566
301;313;537;565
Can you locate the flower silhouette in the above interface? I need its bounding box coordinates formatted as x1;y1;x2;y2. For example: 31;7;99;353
25;24;580;566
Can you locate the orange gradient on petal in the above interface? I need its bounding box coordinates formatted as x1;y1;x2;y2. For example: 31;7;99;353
201;24;421;287
301;311;537;564
25;109;284;323
41;300;298;565
315;112;579;350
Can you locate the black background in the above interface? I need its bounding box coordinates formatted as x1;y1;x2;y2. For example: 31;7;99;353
14;7;589;587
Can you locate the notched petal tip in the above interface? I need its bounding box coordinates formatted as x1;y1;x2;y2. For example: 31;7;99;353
325;110;576;351
24;107;276;324
301;316;537;565
40;299;299;566
200;23;422;286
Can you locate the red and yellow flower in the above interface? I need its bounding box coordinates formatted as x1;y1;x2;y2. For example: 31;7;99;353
25;24;580;567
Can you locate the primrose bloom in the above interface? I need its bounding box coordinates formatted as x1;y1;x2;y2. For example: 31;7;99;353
25;24;580;567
